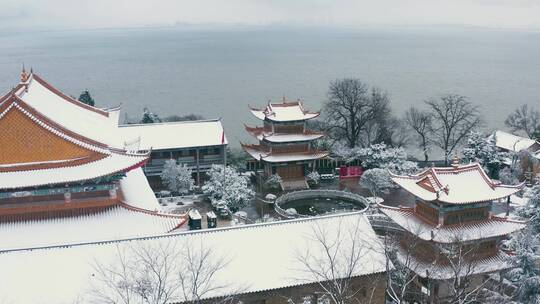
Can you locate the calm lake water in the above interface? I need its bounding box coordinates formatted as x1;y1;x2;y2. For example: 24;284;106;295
0;27;539;149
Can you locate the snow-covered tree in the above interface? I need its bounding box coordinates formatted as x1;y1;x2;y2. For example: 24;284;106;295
507;228;540;304
507;186;540;303
517;185;540;233
78;90;95;106
202;165;254;213
359;168;394;197
264;174;282;191
499;167;520;185
462;131;508;179
306;171;321;185
141;107;161;124
160;160;194;195
334;143;418;174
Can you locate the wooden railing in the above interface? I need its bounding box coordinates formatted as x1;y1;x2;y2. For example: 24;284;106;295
0;197;118;216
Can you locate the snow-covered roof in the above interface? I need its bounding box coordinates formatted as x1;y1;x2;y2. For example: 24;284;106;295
390;163;524;204
490;130;539;152
0;152;148;190
118;119;227;150
379;205;526;243
242;144;328;163
0;212;386;303
250;100;320;122
0;203;185;252
0;75;153;189
13;74;123;147
396;245;511;280
260;133;323;143
118;167;160;210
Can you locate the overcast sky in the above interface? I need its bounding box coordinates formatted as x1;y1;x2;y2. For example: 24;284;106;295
2;0;540;31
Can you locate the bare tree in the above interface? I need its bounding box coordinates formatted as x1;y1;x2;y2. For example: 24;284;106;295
505;104;540;138
437;234;493;304
323;79;390;148
425;95;482;165
293;217;384;304
90;240;234;304
381;219;428;303
405;107;432;162
178;241;231;303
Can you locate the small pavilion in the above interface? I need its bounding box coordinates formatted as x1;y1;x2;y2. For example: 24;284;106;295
242;98;328;190
379;157;526;302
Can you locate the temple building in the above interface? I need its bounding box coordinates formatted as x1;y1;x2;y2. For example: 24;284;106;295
0;69;186;249
0;212;389;304
118;119;227;188
378;159;526;302
242;98;328;190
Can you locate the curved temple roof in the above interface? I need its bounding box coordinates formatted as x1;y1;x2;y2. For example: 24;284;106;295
241;143;328;163
11;73;123;147
249;100;320;122
0;73;150;189
390;163;524;204
378;204;526;243
245;125;324;143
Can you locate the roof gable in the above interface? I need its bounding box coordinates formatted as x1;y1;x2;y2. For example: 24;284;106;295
0;98;105;170
249;100;320;122
390;163;523;204
12;73;122;147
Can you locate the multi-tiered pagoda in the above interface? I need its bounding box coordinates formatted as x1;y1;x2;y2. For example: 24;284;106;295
379;158;526;302
242;98;328;190
0;69;185;250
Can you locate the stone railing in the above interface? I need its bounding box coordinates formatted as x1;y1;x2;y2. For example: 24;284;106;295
274;189;369;219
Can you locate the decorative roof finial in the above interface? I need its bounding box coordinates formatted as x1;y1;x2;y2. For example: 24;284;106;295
20;63;29;83
451;151;460;168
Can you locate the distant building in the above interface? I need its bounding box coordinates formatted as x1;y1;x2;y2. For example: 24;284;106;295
379;158;526;302
490;130;540;154
0;69;186;249
490;130;540;179
118;119;227;188
0;212;388;303
242;98;328;190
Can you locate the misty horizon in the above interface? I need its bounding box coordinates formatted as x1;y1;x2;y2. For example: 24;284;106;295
2;0;540;32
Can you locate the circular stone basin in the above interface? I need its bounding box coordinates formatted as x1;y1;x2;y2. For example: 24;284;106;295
275;190;368;218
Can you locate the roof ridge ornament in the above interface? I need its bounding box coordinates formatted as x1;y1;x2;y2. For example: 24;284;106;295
451;151;460;169
20;64;29;83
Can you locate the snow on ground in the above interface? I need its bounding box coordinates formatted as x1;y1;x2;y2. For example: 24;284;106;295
119;167;160;210
159;196;196;213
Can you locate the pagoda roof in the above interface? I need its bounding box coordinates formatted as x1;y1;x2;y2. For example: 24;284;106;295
378;204;526;243
389;163;524;204
249;100;320;122
395;245;512;280
245;125;324;143
5;73;122;147
0;211;387;303
241;143;328;163
118;119;227;150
